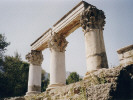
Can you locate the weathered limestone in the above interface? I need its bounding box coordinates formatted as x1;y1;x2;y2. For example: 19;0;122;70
26;1;109;92
48;33;68;89
30;1;88;51
25;50;43;96
24;64;133;100
117;44;133;66
29;1;109;79
80;6;108;74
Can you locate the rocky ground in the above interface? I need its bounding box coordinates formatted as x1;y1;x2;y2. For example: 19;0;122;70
5;64;133;100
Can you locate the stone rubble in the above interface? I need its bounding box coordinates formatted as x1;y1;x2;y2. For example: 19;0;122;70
7;64;132;100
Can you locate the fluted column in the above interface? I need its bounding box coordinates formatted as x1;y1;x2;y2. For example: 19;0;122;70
80;6;108;76
25;50;43;96
47;33;68;89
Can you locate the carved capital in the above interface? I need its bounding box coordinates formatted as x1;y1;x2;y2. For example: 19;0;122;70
80;6;106;32
48;33;68;52
26;50;43;66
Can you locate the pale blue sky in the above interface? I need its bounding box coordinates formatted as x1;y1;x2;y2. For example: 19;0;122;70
0;0;133;76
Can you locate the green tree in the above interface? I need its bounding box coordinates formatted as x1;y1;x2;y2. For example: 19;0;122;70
0;34;10;71
0;34;50;98
0;53;29;98
41;70;49;92
66;72;81;85
0;34;10;57
0;53;50;98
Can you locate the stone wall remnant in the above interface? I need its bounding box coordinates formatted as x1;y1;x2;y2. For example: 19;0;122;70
117;44;133;66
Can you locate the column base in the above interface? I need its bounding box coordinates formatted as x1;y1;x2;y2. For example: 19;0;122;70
25;91;41;97
46;83;65;91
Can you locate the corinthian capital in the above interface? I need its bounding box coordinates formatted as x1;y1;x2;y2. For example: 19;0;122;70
80;6;106;32
48;33;68;52
26;50;43;66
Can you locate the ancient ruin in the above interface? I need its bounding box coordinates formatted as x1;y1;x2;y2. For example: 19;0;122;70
25;1;109;96
24;1;133;99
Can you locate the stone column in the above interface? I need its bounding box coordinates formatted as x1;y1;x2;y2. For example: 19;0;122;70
80;6;108;75
47;33;68;89
25;50;43;96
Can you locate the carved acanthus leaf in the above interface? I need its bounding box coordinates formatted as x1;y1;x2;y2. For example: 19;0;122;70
80;6;106;32
26;50;43;66
48;33;68;52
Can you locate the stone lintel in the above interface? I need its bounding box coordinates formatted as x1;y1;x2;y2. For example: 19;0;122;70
31;28;52;46
53;1;89;27
31;29;52;51
30;1;106;52
30;1;96;51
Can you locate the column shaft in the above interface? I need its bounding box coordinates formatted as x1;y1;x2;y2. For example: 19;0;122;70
49;49;66;87
84;29;108;71
25;50;43;96
48;33;68;89
28;64;42;93
80;6;108;75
